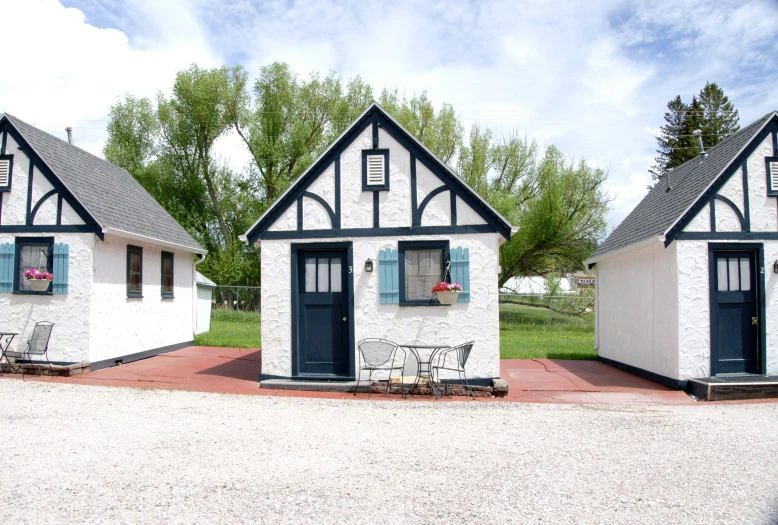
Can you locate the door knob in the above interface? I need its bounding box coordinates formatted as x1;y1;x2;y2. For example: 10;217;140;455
342;317;348;322
752;317;758;325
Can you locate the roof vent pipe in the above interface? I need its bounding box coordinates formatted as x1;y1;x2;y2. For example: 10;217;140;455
693;129;706;159
666;167;673;192
65;127;73;144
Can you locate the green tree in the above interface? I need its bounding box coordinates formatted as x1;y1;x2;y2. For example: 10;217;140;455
698;81;739;148
650;95;688;181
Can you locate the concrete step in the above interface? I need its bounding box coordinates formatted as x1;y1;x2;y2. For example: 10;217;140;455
687;376;778;401
260;380;369;393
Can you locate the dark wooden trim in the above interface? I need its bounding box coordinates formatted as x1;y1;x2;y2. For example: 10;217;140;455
741;161;751;231
296;196;303;231
0;225;97;234
1;131;6;154
709;200;716;232
416;186;448;225
0;153;13;193
302;191;336;227
126;244;143;298
0;194;3;225
333;156;341;229
410;154;419;226
398;240;449;306
373;191;380;227
597;355;686;389
361;148;390;191
666;119;778;245
766;155;778;197
450;190;457;226
90;340;194;371
160;251;174;298
290;241;355;379
25;155;33;225
676;232;778;241
29;189;58;224
12;236;54;295
0;120;102;239
712;194;747;231
261;224;496;240
707;242;767;376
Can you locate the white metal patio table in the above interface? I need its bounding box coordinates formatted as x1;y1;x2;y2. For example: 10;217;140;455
399;343;450;399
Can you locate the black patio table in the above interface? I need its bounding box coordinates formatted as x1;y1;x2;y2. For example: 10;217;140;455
0;332;20;376
399;343;450;399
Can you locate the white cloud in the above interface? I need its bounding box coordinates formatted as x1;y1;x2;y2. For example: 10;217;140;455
2;0;777;231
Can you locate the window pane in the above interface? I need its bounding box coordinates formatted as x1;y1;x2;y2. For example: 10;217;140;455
717;258;728;292
405;249;442;301
18;243;50;292
305;258;316;292
740;258;751;291
728;258;739;291
317;258;329;292
163;276;173;292
330;258;342;292
130;272;141;292
130;252;140;274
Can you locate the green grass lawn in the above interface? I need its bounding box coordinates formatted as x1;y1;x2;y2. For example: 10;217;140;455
195;303;596;360
194;309;261;349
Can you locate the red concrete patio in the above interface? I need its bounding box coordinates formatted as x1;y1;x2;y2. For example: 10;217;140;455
2;345;708;404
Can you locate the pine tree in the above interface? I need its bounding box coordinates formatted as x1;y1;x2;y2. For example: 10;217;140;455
698;81;740;149
650;95;687;181
672;95;705;168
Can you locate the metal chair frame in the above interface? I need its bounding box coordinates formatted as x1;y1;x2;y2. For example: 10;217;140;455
6;322;55;376
431;341;476;398
356;338;406;398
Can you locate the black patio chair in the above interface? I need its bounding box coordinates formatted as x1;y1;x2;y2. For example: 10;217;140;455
431;341;476;398
7;322;55;375
356;338;406;398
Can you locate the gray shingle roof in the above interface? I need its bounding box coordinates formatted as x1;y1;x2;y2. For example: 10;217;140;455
591;111;777;259
3;114;203;252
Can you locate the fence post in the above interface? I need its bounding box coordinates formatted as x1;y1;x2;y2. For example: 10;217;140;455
236;286;240;311
549;297;553;327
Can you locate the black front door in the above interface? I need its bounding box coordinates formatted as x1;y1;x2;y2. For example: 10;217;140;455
296;250;350;376
711;250;759;374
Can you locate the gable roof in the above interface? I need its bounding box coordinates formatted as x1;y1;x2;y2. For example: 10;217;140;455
590;111;778;261
243;102;513;243
2;113;204;253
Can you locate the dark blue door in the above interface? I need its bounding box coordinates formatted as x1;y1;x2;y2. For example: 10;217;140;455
712;250;758;374
297;250;349;376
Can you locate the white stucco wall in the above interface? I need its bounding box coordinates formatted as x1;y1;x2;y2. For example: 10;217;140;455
0;232;94;363
1;133;30;225
89;234;195;364
747;135;777;232
685;205;710;232
195;285;213;335
269;201;297;232
341;127;374;228
261;233;502;380
302;197;331;230
596;241;679;379
456;196;487;226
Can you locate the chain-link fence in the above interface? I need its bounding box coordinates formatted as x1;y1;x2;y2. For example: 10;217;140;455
212;285;261;313
499;293;594;327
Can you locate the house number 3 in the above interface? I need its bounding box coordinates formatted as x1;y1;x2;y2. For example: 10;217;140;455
349;266;353;273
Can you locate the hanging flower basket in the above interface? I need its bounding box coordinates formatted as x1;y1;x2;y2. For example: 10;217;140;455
432;282;462;305
25;268;54;292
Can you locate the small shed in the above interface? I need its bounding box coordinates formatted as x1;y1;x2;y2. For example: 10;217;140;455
242;102;514;384
195;271;216;334
586;111;778;388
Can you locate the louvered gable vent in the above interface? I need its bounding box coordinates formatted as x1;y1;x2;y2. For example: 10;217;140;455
770;161;778;192
0;156;11;190
367;155;385;185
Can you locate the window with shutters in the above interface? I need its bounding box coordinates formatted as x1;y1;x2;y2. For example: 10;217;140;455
161;251;174;298
0;154;13;192
127;245;143;298
766;156;778;196
398;240;449;306
361;149;390;191
14;237;54;294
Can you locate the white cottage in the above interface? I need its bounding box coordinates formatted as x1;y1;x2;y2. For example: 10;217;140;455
586;111;778;389
0;114;206;370
243;102;514;385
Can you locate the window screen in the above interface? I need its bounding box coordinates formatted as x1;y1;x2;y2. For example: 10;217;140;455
404;249;442;302
16;239;52;293
161;251;174;297
127;245;143;297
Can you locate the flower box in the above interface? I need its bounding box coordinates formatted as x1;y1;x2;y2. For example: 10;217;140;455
29;279;51;292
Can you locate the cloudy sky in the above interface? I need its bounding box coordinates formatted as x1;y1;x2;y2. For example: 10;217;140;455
1;0;777;229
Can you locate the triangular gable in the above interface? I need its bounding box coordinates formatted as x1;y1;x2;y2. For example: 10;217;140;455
588;111;778;262
245;102;513;244
0;115;102;237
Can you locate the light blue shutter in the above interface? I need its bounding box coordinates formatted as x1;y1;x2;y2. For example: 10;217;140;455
378;247;399;304
450;246;470;303
0;243;14;293
52;243;69;294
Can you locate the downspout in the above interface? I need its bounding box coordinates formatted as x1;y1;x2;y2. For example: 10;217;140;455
192;253;207;339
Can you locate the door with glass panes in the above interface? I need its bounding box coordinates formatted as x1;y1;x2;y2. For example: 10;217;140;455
296;250;350;376
711;250;759;374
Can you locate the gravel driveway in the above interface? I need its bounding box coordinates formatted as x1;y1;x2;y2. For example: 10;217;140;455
1;380;776;524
